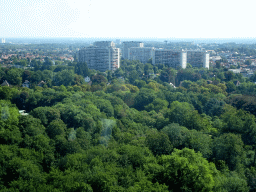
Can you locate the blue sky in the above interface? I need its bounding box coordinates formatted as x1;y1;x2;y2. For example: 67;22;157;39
0;0;255;38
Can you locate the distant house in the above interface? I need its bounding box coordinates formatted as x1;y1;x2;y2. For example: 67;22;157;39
1;80;10;86
233;80;240;86
19;110;28;116
13;65;23;69
149;72;156;79
210;56;222;62
118;76;125;81
207;80;213;84
228;69;241;74
84;76;91;83
241;69;254;78
22;80;30;88
38;80;46;87
169;82;176;88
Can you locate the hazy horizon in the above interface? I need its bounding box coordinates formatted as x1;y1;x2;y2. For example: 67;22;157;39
2;37;256;45
1;0;256;39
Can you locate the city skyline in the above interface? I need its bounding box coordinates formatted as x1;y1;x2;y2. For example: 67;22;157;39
1;0;256;39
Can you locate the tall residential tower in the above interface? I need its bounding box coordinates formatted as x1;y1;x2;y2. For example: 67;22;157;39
152;49;187;69
78;41;120;72
128;47;155;64
122;41;144;59
187;50;210;69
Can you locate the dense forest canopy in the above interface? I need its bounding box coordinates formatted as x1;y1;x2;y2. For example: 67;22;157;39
1;42;256;191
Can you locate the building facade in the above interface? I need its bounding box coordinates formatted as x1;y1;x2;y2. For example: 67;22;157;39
187;51;210;69
93;41;115;48
78;41;120;72
128;47;154;64
152;49;187;69
122;41;144;59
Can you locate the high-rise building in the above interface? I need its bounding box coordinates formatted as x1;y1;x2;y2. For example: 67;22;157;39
128;47;155;64
115;39;121;45
1;38;5;43
93;41;115;48
187;50;209;69
78;41;120;72
122;41;144;59
152;49;187;69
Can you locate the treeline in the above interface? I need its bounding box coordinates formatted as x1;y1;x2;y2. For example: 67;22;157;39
1;59;256;191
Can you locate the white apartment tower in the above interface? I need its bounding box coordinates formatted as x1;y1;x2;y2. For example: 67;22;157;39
128;47;155;64
187;51;210;69
122;41;144;59
152;49;187;69
78;41;120;72
1;38;5;43
93;41;115;47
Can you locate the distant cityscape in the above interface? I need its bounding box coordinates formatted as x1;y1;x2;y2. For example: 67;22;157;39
78;41;209;71
1;38;256;78
2;37;256;44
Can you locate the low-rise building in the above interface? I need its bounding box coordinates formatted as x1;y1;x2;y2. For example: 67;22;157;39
1;80;10;86
84;76;91;83
228;69;241;74
22;80;30;88
38;81;46;87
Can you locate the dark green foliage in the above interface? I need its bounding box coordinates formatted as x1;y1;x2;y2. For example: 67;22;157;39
214;172;249;192
117;144;153;169
245;167;256;191
145;129;173;156
76;127;91;151
226;81;237;93
160;67;176;84
46;119;66;139
91;74;107;85
213;133;245;171
5;68;23;86
204;98;225;116
176;68;202;85
185;129;213;159
127;180;168;192
128;70;139;83
0;101;21;145
227;95;256;116
54;69;75;86
2;57;256;191
30;106;60;126
156;148;217;192
41;57;53;70
134;88;156;110
161;123;189;149
75;62;90;77
167;101;212;131
134;79;146;88
19;115;45;137
145;98;168;112
94;99;114;117
162;123;212;158
224;71;235;81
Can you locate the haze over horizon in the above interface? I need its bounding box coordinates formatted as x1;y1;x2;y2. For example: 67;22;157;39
1;0;256;39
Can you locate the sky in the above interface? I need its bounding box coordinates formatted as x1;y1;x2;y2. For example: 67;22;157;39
0;0;256;39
